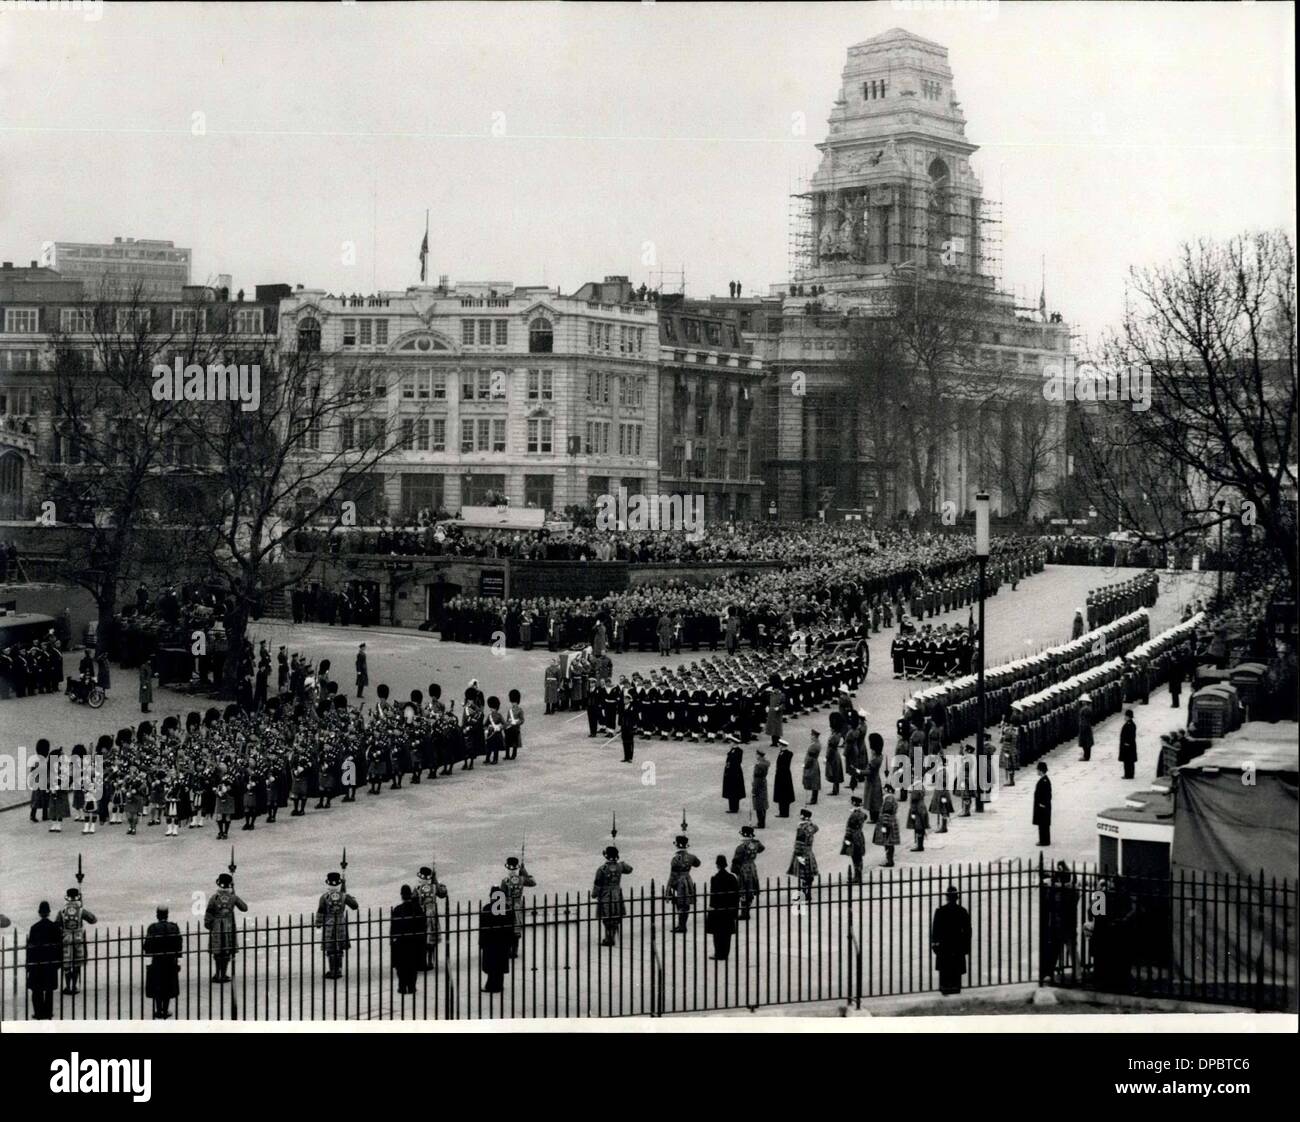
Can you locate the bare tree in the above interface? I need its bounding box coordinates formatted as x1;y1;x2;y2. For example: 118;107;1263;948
44;281;232;644
842;268;1004;520
1076;230;1297;588
176;336;395;695
980;399;1064;524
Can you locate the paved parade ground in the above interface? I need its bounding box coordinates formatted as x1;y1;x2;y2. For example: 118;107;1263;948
0;565;1215;927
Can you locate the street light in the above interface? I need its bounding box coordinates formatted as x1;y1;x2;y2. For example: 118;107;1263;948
974;491;990;813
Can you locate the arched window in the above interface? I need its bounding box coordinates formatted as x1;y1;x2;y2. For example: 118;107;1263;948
528;318;553;354
297;316;322;353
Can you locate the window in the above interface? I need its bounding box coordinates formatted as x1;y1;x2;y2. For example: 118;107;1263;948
359;319;373;346
727;326;739;349
685;319;700;343
431;418;446;452
401;369;433;401
400;418;415;451
477;369;493;400
524;474;553;510
476;418;490;452
4;309;38;334
705;321;721;346
478;319;493;345
528;318;553;354
586;371;609;405
527;418;553;453
297;316;321;353
462;320;475;345
431;371;447;400
340;417;355;450
342;319;357;347
62;308;96;333
461;370;476;401
461;418;475;453
584;420;610;455
116;308;150;332
234;308;263;334
400;474;442;518
491;418;506;453
0;349;40;373
375;319;389;345
494;319;507;346
527;369;553;401
663;318;676;342
170;307;200;333
369;369;387;398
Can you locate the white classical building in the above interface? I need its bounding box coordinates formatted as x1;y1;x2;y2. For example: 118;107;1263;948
278;276;660;519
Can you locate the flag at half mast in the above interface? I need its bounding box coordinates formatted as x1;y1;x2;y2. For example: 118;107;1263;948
419;211;429;283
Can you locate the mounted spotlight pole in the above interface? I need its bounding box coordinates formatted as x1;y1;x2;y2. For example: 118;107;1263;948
974;492;990;813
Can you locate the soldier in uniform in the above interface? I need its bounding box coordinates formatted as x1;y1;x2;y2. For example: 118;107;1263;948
59;887;96;995
204;872;248;983
414;865;448;969
667;835;701;934
842;795;868;883
750;747;770;829
504;688;525;760
593;845;634;947
316;871;359;979
500;855;536;959
875;783;901;867
731;824;764;920
722;744;746;814
787;808;819;902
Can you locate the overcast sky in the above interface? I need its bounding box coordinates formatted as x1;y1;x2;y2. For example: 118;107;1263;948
0;1;1294;342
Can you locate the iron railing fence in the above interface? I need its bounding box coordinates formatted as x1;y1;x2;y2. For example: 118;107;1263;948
2;859;1292;1021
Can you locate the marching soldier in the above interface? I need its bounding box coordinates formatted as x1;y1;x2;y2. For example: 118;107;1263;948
414;866;448;969
787;809;819;902
59;887;96;995
731;825;764;920
593;845;634;947
203;872;247;983
315;871;359;980
500;855;536;959
667;835;700;934
842;795;868;883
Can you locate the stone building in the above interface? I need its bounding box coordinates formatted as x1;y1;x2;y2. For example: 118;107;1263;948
655;294;765;522
277;276;659;520
753;28;1073;522
43;237;192;300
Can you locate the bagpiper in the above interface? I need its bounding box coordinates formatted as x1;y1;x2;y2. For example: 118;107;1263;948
786;808;819;902
414;865;448;969
59;887;96;995
666;835;700;934
731;825;765;920
500;855;536;959
203;872;248;983
315;871;358;979
593;845;633;947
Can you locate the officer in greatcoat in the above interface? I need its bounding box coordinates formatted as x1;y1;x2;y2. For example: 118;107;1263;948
144;904;182;1019
930;885;972;995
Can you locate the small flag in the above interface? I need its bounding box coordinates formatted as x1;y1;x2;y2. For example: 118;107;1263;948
1038;285;1046;322
419;228;429;284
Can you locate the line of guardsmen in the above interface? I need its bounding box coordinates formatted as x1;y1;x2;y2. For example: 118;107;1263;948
890;622;974;679
901;609;1154;751
1085;571;1160;631
0;634;65;699
1007;614;1201;767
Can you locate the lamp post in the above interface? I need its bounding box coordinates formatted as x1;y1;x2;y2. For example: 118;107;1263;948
974;492;990;813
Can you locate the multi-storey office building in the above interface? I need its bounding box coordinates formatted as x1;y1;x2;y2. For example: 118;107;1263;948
277;276;659;521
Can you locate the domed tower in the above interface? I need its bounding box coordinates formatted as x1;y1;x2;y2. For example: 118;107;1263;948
804;28;986;281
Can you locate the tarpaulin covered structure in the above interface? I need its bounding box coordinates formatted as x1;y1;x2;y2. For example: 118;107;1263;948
1171;725;1298;1008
